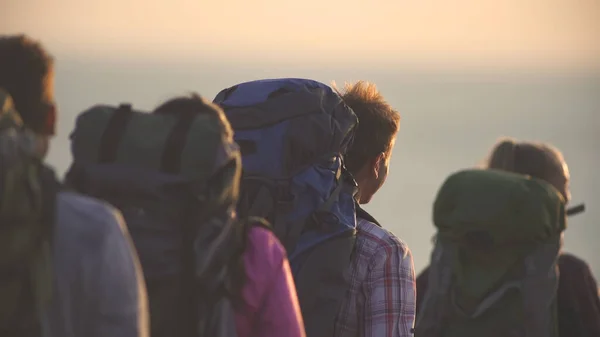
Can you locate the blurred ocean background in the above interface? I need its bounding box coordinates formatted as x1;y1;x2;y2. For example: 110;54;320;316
45;59;600;277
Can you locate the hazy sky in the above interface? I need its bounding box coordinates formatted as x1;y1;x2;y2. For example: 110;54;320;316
4;0;600;70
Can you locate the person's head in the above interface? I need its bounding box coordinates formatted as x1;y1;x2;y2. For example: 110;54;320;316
153;93;241;204
485;137;571;203
0;35;55;157
338;81;400;204
154;93;246;300
153;92;234;140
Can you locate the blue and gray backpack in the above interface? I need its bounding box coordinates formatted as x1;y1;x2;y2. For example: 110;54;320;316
213;78;359;337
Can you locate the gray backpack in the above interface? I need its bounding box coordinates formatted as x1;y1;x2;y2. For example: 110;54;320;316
66;102;246;337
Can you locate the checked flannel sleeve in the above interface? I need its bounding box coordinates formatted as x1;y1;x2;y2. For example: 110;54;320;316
362;235;416;337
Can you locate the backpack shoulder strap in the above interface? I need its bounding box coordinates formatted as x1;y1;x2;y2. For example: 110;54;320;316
245;216;273;232
355;204;381;227
521;241;561;337
414;238;455;337
0;163;60;336
31;164;60;322
40;164;61;233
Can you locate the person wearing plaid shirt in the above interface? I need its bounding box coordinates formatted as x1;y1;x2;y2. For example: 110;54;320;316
334;81;416;337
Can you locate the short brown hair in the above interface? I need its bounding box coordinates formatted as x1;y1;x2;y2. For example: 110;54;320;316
486;137;564;184
337;81;400;174
153;93;234;139
0;34;55;134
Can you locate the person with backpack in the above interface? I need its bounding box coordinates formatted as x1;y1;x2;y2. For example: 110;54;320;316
0;34;149;337
65;94;306;337
212;78;360;337
415;137;600;337
212;78;415;337
334;81;416;337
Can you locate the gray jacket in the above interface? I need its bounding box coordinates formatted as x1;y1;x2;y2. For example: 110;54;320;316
41;191;149;337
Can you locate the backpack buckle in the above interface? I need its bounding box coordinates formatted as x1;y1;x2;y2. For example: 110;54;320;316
275;183;294;211
309;210;340;233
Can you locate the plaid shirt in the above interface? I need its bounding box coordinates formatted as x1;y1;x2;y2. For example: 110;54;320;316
334;217;416;337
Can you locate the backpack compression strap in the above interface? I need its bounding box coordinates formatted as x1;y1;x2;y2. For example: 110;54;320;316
237;176;293;248
355;204;380;227
0;163;60;336
97;104;198;174
33;164;60;316
279;162;356;254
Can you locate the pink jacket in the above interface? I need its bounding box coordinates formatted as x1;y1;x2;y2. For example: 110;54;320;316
235;226;306;337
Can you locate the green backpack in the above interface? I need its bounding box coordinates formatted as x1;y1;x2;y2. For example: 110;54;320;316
415;169;566;337
65;102;249;337
0;89;59;336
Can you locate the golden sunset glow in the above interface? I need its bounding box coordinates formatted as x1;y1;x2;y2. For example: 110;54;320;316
4;0;599;69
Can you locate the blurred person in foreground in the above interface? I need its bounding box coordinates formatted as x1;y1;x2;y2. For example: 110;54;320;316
334;81;416;337
416;137;600;337
0;34;149;337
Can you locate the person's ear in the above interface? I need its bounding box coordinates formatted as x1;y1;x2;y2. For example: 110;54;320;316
35;136;50;158
44;103;57;135
372;152;385;179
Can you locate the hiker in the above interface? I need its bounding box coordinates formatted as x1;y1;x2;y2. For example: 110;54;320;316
415;137;600;337
335;81;416;337
0;34;148;337
213;78;415;337
65;94;305;337
213;78;360;337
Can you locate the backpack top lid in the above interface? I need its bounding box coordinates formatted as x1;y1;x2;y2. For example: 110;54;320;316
214;78;334;107
431;169;567;311
213;78;357;161
70;104;241;194
433;168;566;246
